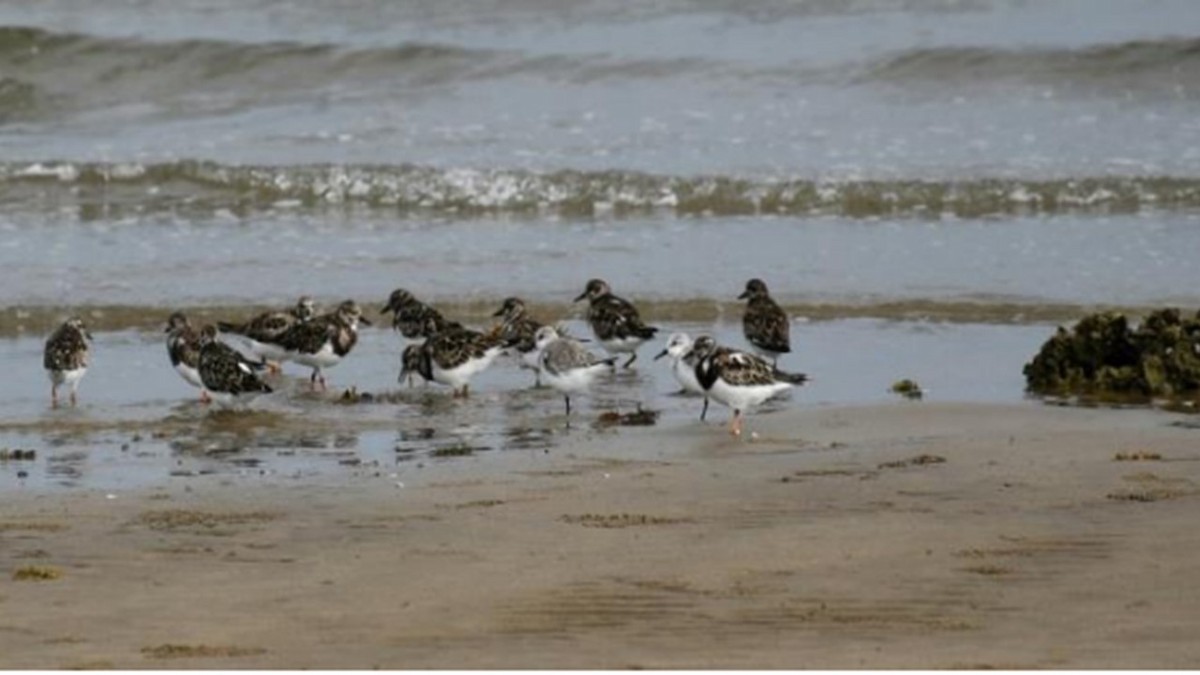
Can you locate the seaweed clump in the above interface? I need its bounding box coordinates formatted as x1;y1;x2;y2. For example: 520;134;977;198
1023;309;1200;398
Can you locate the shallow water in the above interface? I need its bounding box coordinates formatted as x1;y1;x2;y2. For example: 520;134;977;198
2;209;1198;313
0;318;1051;492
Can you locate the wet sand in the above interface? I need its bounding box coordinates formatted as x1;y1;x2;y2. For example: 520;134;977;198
3;402;1200;669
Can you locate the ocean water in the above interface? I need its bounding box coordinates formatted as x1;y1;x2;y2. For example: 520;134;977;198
2;0;1199;489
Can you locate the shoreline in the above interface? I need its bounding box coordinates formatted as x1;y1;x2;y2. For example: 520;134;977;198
1;299;1183;338
3;402;1199;668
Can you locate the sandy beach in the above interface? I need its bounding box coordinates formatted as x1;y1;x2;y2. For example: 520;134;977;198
2;401;1199;669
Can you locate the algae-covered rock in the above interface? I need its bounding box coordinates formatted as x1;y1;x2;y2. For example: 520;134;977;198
1024;309;1200;397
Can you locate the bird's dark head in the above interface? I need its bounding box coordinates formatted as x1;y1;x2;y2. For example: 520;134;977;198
574;278;610;302
165;311;190;333
294;296;317;321
691;335;718;359
337;300;371;326
381;288;415;315
493;296;526;318
199;324;219;344
738;278;770;301
64;316;93;341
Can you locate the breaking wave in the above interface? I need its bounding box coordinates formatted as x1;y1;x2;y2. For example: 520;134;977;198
6;24;1200;119
862;36;1200;89
3;160;1200;218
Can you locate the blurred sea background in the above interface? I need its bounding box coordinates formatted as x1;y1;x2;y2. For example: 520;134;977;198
2;0;1200;488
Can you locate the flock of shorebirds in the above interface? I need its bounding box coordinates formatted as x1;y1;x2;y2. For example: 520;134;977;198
42;278;807;436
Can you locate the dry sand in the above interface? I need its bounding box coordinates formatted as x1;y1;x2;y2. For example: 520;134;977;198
2;402;1200;669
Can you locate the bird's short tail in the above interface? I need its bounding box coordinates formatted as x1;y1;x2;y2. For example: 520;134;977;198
773;368;809;385
636;325;660;339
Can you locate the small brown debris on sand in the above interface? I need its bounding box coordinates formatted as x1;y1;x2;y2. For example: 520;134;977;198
890;379;924;400
137;509;276;531
878;454;946;469
13;565;63;581
594;407;660;427
1114;450;1163;461
141;644;267;659
961;565;1013;576
1106;489;1182;503
560;513;693;528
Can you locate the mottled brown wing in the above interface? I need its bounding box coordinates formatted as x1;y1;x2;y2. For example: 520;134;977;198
502;315;542;353
714;350;777;387
743;298;790;354
199;342;271;394
426;328;479;370
275;318;336;355
245;311;296;342
43;326;88;371
588;295;658;341
394;303;448;339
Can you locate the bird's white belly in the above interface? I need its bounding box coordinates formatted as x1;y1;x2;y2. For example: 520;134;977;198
174;362;204;389
543;362;610;395
671;357;705;396
291;344;340;369
708;379;791;412
518;347;542;372
599;336;644;355
48;367;87;388
433;347;502;388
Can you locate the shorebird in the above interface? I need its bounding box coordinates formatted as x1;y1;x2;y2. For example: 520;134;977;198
692;336;807;437
165;311;210;402
275;299;370;391
404;320;508;398
574;278;658;368
43;316;92;408
493;296;547;386
399;343;428;388
535;325;616;417
197;324;272;405
654;332;709;421
738;278;790;366
218;295;316;371
380;288;454;339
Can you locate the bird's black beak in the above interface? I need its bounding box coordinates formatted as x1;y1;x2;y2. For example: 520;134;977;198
573;291;588;302
653;348;669;361
380;302;393;315
737;290;750;300
85;330;95;341
492;306;506;317
163;325;171;333
359;316;373;326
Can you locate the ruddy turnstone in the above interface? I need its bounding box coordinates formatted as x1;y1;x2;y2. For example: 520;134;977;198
692;336;807;437
405;322;508;398
43;316;92;408
380;288;452;339
197;324;272;404
739;278;790;366
275;299;370;391
218;295;316;368
398;343;428;387
493;296;547;386
574;278;659;368
653;332;709;421
165;311;209;403
535;325;616;416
